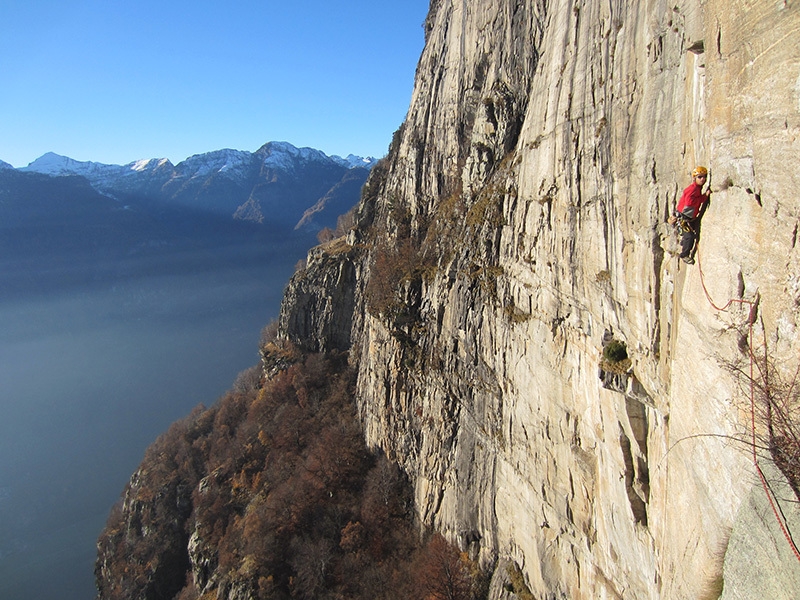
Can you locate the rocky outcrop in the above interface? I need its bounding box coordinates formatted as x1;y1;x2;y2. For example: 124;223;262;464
721;460;800;600
280;237;361;353
281;1;800;598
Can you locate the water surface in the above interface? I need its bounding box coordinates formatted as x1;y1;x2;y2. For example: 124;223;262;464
0;242;305;599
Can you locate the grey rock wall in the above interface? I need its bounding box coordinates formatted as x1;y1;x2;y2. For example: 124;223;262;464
280;1;800;597
721;461;800;600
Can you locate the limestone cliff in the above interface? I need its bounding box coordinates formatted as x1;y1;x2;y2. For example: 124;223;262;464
280;1;800;598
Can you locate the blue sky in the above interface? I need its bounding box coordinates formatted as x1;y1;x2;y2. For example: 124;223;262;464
0;1;429;168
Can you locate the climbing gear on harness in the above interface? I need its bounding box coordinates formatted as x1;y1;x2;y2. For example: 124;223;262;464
670;211;695;233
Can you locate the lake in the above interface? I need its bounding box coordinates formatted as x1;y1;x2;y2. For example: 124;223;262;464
0;239;308;599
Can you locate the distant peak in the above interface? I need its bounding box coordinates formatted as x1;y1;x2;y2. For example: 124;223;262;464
0;158;13;170
258;142;326;171
28;151;68;165
38;151;65;160
260;141;324;160
331;154;378;170
130;157;172;172
174;149;252;179
256;142;375;171
22;152;83;175
262;141;297;153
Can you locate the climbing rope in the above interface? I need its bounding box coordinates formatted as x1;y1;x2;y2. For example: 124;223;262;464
694;248;800;563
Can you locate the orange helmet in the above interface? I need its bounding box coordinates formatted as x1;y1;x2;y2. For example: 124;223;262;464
692;166;708;178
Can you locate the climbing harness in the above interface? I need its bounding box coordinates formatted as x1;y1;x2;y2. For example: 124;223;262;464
677;217;694;234
695;248;800;564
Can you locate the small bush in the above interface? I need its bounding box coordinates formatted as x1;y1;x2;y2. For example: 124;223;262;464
600;339;632;376
505;563;535;600
365;240;435;318
603;339;628;363
504;301;531;324
316;227;336;244
595;270;611;284
726;344;800;502
465;191;504;229
233;365;262;394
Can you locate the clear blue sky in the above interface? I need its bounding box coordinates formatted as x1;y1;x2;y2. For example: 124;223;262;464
0;1;429;168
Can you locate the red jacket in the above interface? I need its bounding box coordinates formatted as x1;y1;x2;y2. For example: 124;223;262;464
676;182;709;220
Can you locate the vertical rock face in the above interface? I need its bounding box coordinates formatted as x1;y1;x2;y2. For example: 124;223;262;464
282;1;800;598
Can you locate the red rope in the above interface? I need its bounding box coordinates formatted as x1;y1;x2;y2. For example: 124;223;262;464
694;248;800;563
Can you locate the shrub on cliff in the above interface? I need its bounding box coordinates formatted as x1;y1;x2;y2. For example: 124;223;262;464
726;346;800;503
603;339;628;364
600;338;632;376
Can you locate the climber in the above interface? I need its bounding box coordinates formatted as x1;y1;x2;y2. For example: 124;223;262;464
673;166;710;265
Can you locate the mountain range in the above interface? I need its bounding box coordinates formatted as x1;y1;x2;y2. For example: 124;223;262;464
0;142;375;300
8;142;375;232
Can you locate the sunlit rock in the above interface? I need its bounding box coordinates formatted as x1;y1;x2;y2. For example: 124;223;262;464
281;1;800;597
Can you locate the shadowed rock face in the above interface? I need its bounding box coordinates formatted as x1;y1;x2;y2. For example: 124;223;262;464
281;1;800;598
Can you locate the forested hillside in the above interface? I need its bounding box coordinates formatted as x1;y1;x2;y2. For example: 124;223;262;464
96;340;489;600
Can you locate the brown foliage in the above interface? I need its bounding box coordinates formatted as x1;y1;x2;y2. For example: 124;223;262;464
726;340;800;502
96;350;487;600
749;351;800;501
412;534;480;600
316;227;336;245
365;239;434;318
335;208;355;236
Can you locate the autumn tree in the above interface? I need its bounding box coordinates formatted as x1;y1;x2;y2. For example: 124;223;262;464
413;534;478;600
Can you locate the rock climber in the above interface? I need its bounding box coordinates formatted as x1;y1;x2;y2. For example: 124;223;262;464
673;166;710;264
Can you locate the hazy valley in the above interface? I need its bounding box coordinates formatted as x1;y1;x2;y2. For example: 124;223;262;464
0;145;370;599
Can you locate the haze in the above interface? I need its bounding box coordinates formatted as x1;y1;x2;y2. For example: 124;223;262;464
0;233;314;599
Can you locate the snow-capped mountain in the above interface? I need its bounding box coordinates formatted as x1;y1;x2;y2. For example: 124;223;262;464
18;142;375;231
331;154;378;170
22;152;172;180
175;148;253;181
22;152;176;199
258;142;330;172
23;143;375;189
